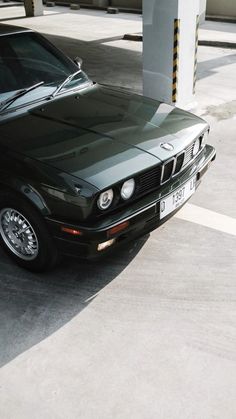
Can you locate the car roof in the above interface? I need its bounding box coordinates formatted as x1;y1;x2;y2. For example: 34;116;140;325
0;23;32;37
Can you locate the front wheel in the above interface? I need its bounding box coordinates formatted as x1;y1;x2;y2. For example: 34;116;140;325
0;192;58;272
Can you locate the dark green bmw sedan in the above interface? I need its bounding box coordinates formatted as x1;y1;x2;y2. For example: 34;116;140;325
0;24;216;272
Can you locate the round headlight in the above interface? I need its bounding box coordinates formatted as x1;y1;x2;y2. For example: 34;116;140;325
202;130;209;144
192;138;201;157
97;189;114;210
121;178;135;200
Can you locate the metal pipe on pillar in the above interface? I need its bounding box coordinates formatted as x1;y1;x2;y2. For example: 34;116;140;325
143;0;201;110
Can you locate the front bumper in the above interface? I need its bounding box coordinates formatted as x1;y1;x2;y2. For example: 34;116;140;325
46;145;216;258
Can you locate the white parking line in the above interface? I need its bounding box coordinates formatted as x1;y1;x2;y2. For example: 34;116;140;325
175;204;236;236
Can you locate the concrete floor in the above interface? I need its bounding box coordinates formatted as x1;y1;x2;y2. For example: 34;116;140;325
0;6;236;419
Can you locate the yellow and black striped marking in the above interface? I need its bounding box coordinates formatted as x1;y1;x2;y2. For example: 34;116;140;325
193;14;200;94
172;19;180;103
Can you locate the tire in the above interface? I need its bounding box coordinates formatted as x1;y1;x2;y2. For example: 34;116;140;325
0;191;58;272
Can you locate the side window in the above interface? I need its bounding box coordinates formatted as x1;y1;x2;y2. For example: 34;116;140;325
0;32;89;97
8;33;72;81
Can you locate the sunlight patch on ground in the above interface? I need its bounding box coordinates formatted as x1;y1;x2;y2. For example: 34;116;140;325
176;203;236;236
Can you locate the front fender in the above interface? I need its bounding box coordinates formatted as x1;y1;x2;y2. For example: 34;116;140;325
0;177;51;216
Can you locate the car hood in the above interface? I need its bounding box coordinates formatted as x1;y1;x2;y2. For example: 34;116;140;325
0;84;207;190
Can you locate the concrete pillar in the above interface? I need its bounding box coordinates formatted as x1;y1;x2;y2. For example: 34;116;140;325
24;0;43;16
143;0;200;109
199;0;207;23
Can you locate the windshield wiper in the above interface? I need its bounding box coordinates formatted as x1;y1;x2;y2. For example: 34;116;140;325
51;70;81;98
0;81;45;112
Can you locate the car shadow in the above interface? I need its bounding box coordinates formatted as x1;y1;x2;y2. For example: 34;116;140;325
0;235;148;367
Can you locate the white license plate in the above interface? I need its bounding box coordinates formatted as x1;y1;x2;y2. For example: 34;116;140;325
160;176;196;220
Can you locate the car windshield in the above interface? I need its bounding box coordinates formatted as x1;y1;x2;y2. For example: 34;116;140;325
0;31;90;108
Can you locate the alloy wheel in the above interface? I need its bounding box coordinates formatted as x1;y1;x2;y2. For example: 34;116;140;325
0;208;39;261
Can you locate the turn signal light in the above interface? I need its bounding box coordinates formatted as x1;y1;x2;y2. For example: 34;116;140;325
61;226;82;236
107;221;130;237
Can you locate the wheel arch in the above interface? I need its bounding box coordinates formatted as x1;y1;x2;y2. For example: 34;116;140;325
0;179;51;217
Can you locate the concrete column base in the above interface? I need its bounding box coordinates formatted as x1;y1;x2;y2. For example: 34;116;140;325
24;0;43;16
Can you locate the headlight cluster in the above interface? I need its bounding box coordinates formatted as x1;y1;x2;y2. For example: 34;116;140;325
202;129;209;144
97;178;135;211
192;137;201;157
193;129;209;157
97;189;114;210
121;179;135;200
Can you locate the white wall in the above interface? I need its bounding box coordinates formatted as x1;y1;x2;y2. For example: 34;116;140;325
207;0;236;17
111;0;142;8
77;0;236;18
199;0;207;22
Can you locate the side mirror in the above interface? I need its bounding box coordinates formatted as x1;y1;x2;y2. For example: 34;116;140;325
73;56;83;70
